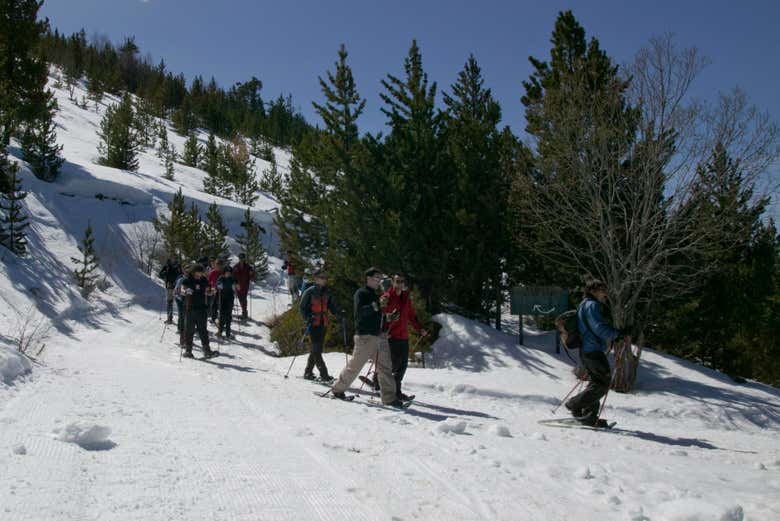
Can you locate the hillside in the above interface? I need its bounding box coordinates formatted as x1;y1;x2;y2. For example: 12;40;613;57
0;74;779;521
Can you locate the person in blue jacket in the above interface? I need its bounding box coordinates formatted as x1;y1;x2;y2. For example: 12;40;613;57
565;279;627;426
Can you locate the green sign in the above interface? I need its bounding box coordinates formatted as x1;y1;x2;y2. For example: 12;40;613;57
510;286;568;316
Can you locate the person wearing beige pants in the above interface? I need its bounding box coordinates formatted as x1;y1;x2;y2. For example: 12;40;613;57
331;267;404;408
332;334;396;404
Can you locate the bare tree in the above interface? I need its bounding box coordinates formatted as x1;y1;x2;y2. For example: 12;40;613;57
125;221;162;276
11;305;51;360
516;34;779;391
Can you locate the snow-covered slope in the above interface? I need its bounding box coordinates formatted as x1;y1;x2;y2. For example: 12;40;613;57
1;73;779;521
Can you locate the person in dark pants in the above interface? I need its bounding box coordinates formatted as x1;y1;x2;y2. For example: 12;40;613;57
379;274;427;401
173;265;189;337
565;280;626;426
299;270;343;381
158;255;182;323
217;266;237;339
233;253;256;320
181;264;218;359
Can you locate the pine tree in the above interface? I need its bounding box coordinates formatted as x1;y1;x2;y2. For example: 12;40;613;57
379;40;448;307
0;163;29;256
441;55;506;322
154;188;189;259
21;90;64;182
163;144;175;181
183;202;204;261
202;133;232;198
223;137;258;205
97;93;139;171
86;66;103;112
259;155;283;196
237;206;268;279
133;97;157;149
0;0;49;147
71;222;100;293
171;95;197;136
203;201;229;260
182;133;202;167
156;122;170;159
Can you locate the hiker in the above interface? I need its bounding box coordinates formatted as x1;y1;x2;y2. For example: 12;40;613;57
564;279;626;426
158;255;182;323
299;270;343;381
331;268;403;407
181;264;218;359
216;266;237;339
173;265;189;336
233;253;255;320
207;258;224;323
282;250;303;302
378;273;427;401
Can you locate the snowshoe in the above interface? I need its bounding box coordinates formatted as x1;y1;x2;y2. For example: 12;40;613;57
182;350;195;359
359;375;380;391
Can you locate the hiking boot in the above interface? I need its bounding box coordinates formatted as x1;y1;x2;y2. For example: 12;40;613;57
319;375;334;382
564;399;583;418
303;373;316;380
165;318;174;324
182;350;194;359
399;393;414;401
332;391;347;400
387;399;405;409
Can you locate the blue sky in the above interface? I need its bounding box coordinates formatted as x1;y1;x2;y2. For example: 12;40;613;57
41;0;780;139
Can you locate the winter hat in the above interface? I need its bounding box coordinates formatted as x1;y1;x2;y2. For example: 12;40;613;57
364;267;383;278
191;264;205;274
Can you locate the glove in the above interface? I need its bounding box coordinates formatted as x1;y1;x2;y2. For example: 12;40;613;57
386;309;400;322
371;301;379;312
185;289;193;296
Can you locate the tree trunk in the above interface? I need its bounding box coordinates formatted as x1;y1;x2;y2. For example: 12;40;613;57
612;336;642;392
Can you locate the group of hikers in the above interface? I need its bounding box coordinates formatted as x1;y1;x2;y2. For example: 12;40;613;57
158;253;256;359
160;248;624;422
297;267;428;408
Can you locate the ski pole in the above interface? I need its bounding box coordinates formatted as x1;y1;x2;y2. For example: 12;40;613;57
341;317;348;365
284;324;310;378
180;295;191;362
159;320;169;343
551;377;586;414
596;338;625;424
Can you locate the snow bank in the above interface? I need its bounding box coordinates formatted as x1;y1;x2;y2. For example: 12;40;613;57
54;421;115;451
0;346;32;385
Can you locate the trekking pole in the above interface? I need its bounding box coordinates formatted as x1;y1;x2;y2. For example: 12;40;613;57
160;285;165;320
551;377;586;415
341;317;349;365
596;338;625;424
284;324;310;378
159;320;169;343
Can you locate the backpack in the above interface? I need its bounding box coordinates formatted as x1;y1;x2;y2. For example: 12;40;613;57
555;309;582;350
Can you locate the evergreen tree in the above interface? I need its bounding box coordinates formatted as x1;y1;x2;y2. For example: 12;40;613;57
21;90;64;182
154;188;188;259
202;133;232;198
156;122;170;159
0;163;29;256
223;137;258;205
203;201;229;259
441;55;506;321
86;66;104;112
172;95;197;136
133;97;157;149
97;93;139;171
259;155;283;197
182;133;202;167
183;201;204;260
71;222;100;293
163;144;175;181
237;207;268;279
0;0;49;147
379;40;448;307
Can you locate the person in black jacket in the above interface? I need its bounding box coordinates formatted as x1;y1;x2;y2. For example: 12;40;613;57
216;266;237;339
331;267;402;407
299;270;343;381
158;255;182;324
181;264;218;359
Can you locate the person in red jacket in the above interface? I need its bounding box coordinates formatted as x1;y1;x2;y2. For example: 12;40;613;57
379;273;427;401
232;253;255;320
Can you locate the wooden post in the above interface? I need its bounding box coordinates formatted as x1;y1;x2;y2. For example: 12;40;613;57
518;315;524;346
